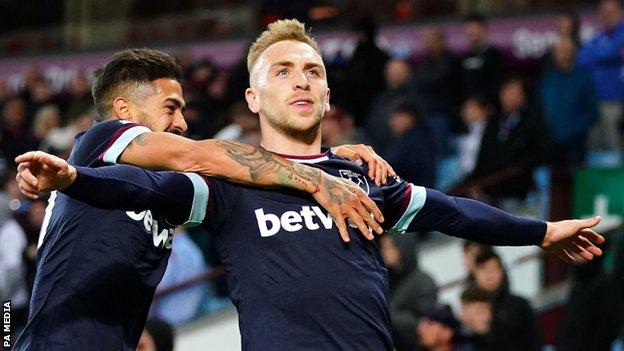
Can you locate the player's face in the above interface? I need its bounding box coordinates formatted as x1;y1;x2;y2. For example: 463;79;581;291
134;78;187;134
246;40;330;137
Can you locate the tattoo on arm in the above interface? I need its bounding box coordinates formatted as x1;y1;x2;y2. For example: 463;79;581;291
215;140;321;191
126;133;148;149
321;173;348;204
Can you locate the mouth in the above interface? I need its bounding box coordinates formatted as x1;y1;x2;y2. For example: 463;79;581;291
289;98;314;110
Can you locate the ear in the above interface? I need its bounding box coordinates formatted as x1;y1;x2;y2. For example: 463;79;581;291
112;97;132;120
325;88;331;111
245;88;260;114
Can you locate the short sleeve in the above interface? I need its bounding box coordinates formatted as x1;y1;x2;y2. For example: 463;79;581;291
181;173;209;227
69;120;150;167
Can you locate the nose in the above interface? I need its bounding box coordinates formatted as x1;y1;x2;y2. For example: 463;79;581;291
172;111;188;134
293;70;310;91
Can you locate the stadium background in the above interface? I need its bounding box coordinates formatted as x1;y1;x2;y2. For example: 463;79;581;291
1;0;623;350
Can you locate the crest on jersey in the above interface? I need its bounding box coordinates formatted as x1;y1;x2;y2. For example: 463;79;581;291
339;170;370;195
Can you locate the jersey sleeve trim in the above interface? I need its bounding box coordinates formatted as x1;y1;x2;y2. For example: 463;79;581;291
182;173;209;227
390;184;427;234
102;126;151;165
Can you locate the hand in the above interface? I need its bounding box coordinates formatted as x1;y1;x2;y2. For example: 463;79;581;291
312;172;384;242
331;144;396;185
15;151;77;199
540;216;605;263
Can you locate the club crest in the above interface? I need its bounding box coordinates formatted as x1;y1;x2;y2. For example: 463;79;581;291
339;170;370;195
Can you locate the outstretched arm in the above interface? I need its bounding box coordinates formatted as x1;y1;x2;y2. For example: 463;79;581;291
16;150;384;242
408;188;604;263
115;133;392;241
65;165;205;226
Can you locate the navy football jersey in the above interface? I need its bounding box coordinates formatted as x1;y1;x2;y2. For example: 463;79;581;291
14;120;206;351
202;152;421;350
60;150;426;351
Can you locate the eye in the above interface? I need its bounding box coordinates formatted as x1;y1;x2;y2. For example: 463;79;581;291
276;68;289;77
165;105;176;114
308;69;321;77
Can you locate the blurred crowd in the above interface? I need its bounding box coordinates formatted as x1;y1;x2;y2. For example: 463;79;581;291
382;238;545;351
3;0;624;349
0;0;595;55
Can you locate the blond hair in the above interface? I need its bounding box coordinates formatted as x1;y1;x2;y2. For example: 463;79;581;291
247;19;321;80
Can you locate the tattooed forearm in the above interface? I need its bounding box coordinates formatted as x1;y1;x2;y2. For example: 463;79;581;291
214;140;322;192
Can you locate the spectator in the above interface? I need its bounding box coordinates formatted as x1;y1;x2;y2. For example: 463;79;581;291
473;251;541;351
32;104;61;143
414;26;461;157
136;319;175;351
460;14;506;104
577;0;624;152
18;66;44;104
380;234;438;351
0;98;38;167
151;228;211;326
383;101;436;187
555;10;581;47
452;78;550;204
556;253;622;351
542;10;582;72
321;105;367;147
214;101;261;146
345;16;389;125
182;99;213;140
0;193;29;333
25;80;58;121
364;58;415;154
185;59;219;95
21;198;48;294
415;303;461;351
458;285;493;350
0;77;12;108
539;37;598;168
63;71;94;124
40;112;95;158
461;241;493;284
224;50;252;107
185;59;229;137
457;95;492;179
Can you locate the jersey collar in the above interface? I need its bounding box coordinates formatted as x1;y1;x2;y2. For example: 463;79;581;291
269;148;331;164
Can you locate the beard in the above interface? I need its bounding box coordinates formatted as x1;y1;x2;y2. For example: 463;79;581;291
264;107;324;139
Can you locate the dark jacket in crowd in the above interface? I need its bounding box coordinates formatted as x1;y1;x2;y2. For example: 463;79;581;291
461;44;506;103
387;235;438;351
489;280;541;351
0;126;38;168
539;66;598;144
383;123;436;188
539;65;598;167
414;50;461;118
345;40;389;125
556;257;623;351
466;107;550;201
364;85;416;155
